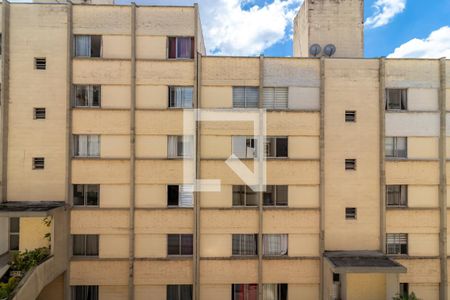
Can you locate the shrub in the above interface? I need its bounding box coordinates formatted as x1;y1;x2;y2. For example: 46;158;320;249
393;292;420;300
0;277;18;300
9;247;50;273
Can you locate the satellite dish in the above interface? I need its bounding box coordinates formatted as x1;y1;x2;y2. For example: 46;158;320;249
309;44;322;57
324;44;336;57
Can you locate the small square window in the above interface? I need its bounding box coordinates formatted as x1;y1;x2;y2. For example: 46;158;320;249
345;159;356;170
34;108;46;120
33;157;45;170
345;111;356;122
345;207;357;219
35;58;46;70
333;273;340;283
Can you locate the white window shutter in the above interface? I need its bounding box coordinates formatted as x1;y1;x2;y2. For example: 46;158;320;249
263;88;275;109
274;87;288;109
179;185;193;207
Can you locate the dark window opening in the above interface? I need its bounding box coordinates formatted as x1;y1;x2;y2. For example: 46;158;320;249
263;185;288;206
35;58;46;70
73;184;99;206
167;234;193;256
167;285;192;300
9;217;19;251
345;207;357;219
345;159;356;170
73;85;101;107
72;234;99;256
386;89;407;111
33;157;45;170
71;286;99;300
345;110;356;122
34;108;46;120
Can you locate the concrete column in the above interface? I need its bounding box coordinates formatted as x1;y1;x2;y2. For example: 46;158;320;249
64;3;73;299
439;57;448;300
128;3;137;300
1;0;10;203
319;57;325;300
193;4;201;300
379;58;386;254
257;54;265;300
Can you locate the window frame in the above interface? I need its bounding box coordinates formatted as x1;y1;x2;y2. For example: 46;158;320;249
166;284;193;300
73;135;101;158
232;234;258;256
232;136;258;159
73;85;101;108
9;217;20;251
263;185;288;207
386;185;408;207
72;234;99;257
167;36;195;60
386;89;408;111
232;86;260;108
71;285;99;300
265;137;288;158
386;233;408;255
168;135;193;159
232;283;258;300
168;86;194;108
385;137;407;159
73;184;100;207
74;35;102;58
167;234;193;256
262;234;288;257
262;87;289;110
167;185;193;207
262;284;288;300
232;185;258;207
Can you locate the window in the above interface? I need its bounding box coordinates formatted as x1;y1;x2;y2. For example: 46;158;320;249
73;135;100;157
345;159;356;170
386;89;407;110
73;185;99;206
74;35;102;57
232;234;258;256
71;286;99;300
385;137;407;158
169;86;193;108
168;37;194;59
167;185;193;207
34;58;46;70
233;87;259;108
232;186;258;207
73;85;101;107
386;233;408;255
345;207;357;219
386;185;408;207
167;285;192;300
232;136;258;159
34;108;46;119
263;234;288;256
232;284;258;300
167;234;193;256
333;273;340;283
345;111;356;122
73;235;99;256
263;186;288;206
263;284;288;300
9;217;19;251
168;136;193;158
265;137;288;158
263;87;288;110
399;283;409;297
33;157;45;170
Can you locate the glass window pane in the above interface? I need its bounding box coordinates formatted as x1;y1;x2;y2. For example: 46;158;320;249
90;36;102;57
245;186;258;206
385;137;394;157
276;138;288;157
88;135;100;157
276;186;288;206
92;86;101;107
9;217;20;233
167;285;179;300
179;285;192;300
181;234;193;255
86;235;99;256
73;185;85;206
263;186;274;206
168;185;179;206
86;185;99;206
168;234;180;255
9;235;19;251
233;186;245;206
73;235;86;256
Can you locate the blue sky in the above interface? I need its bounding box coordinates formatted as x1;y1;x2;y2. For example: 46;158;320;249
121;0;450;58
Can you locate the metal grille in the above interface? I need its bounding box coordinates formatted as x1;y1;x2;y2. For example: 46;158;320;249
34;107;46;119
34;58;46;70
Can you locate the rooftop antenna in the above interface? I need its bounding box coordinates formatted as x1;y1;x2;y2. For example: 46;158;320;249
309;44;322;57
324;44;336;57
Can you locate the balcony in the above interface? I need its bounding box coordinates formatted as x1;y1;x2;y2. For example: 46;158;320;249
0;201;68;300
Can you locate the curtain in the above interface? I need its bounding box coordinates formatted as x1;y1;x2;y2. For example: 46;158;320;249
177;37;192;59
179;185;193;207
385;137;394;157
179;285;192;300
263;234;288;256
75;35;91;57
168;136;178;158
88;135;100;157
168;37;177;59
180;234;193;255
263;284;277;300
76;135;88;157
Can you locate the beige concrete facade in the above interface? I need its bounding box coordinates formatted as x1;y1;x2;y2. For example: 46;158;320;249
0;1;448;300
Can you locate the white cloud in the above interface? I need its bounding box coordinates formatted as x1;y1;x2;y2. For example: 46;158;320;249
132;0;301;56
365;0;406;29
388;26;450;58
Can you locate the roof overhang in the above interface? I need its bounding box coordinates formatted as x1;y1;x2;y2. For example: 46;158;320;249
0;201;66;217
324;251;407;274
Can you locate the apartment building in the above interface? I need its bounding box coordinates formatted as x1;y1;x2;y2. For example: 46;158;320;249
0;0;448;299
